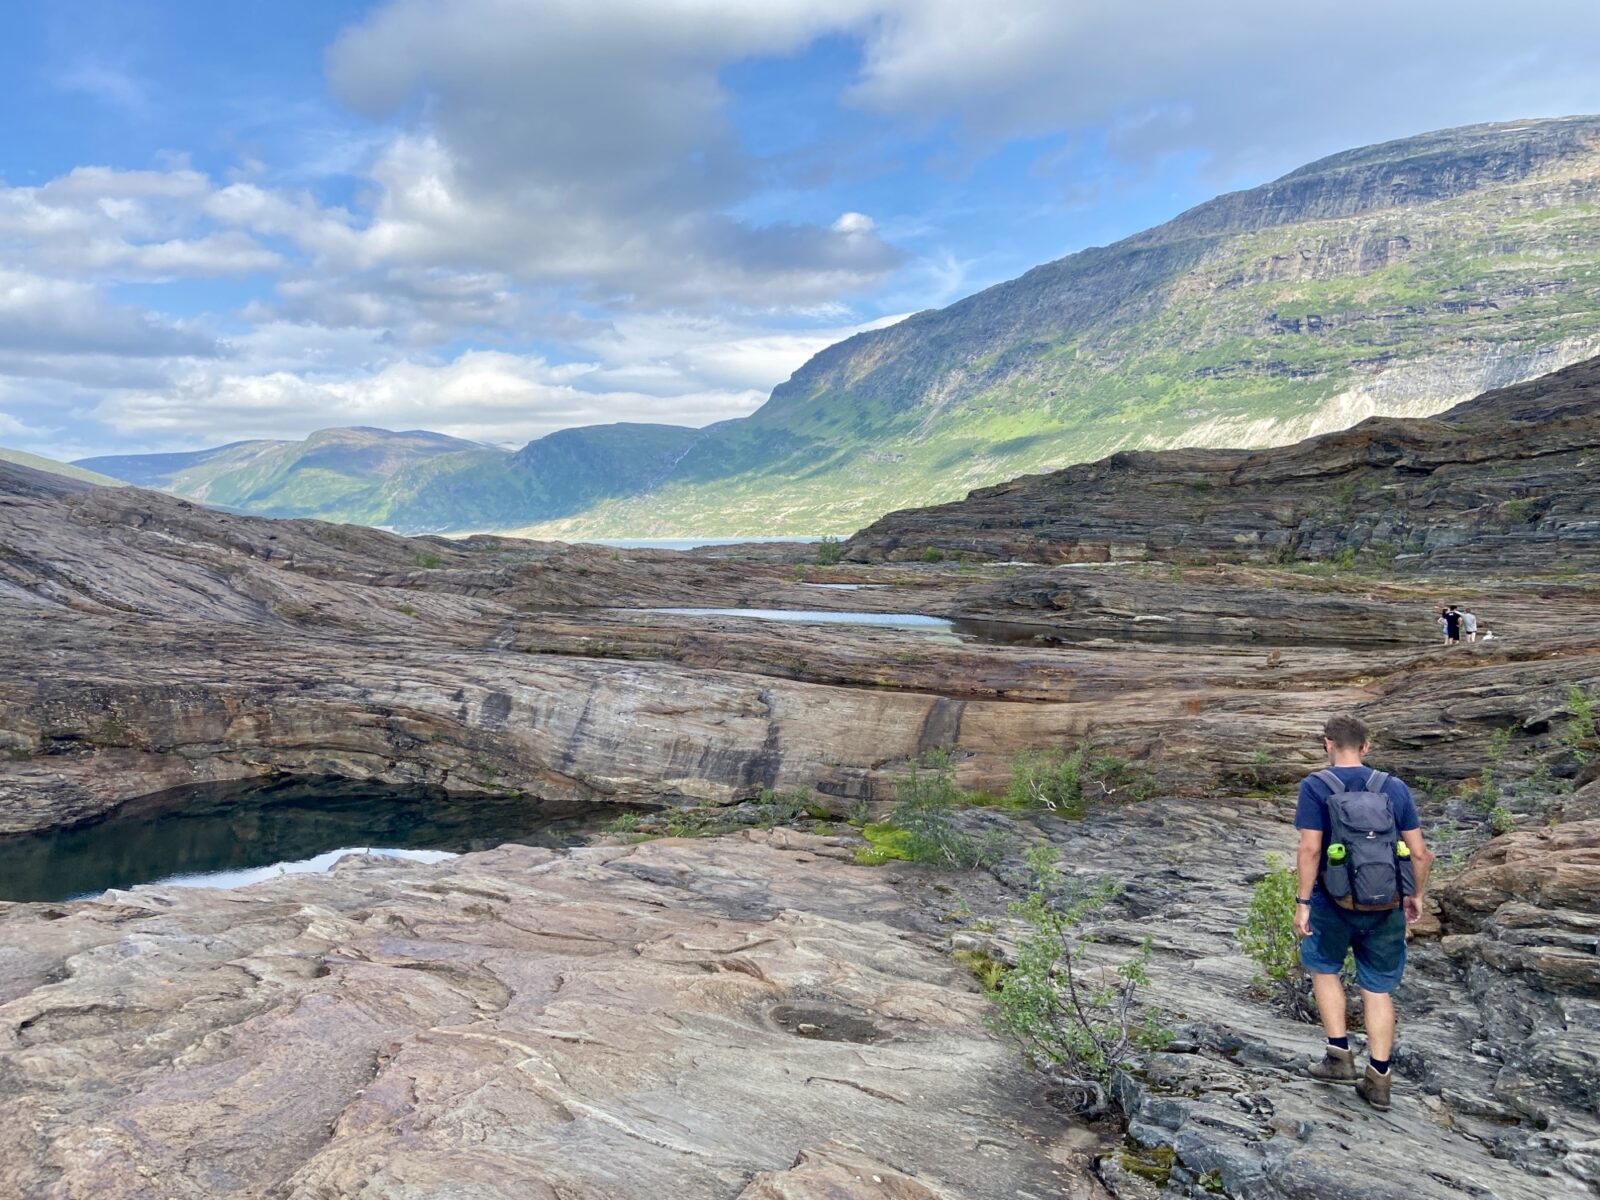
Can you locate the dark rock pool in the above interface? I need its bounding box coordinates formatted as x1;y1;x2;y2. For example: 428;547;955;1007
0;778;629;903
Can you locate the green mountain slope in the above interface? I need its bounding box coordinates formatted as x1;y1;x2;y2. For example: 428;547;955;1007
80;421;712;533
79;116;1600;537
81;427;492;523
521;115;1600;536
360;423;709;532
0;449;125;488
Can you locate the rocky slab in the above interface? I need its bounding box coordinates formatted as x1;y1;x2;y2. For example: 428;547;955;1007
0;832;1100;1200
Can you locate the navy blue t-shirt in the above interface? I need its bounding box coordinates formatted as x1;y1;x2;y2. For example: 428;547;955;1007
1295;765;1419;903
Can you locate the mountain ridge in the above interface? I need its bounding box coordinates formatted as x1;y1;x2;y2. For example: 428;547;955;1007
77;114;1600;536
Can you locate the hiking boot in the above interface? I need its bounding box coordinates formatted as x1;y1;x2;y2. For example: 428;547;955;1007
1307;1045;1358;1085
1356;1064;1393;1110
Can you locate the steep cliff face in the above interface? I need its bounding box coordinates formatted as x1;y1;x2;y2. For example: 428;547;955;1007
845;351;1600;569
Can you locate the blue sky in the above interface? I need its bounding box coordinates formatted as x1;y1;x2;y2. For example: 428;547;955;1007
4;0;1600;460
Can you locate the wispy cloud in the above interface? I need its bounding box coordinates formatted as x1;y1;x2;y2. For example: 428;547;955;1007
6;0;1600;463
56;58;151;119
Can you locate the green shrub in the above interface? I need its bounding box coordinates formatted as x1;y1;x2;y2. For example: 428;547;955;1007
751;788;812;828
1331;546;1357;570
662;809;739;838
1473;725;1514;814
1237;854;1314;1020
1560;683;1597;764
877;751;1008;868
415;551;443;569
987;846;1169;1117
921;545;945;563
1006;744;1152;815
814;536;844;566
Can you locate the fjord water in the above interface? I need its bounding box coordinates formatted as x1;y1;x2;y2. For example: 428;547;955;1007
0;778;624;903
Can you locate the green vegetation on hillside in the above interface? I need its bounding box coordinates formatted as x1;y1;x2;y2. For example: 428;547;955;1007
78;118;1600;537
511;120;1600;536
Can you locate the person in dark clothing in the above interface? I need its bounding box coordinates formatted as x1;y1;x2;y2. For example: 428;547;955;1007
1295;715;1434;1110
1443;606;1462;644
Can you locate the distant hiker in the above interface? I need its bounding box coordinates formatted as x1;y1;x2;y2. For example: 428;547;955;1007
1295;714;1433;1110
1461;610;1478;642
1442;606;1462;645
1481;630;1496;641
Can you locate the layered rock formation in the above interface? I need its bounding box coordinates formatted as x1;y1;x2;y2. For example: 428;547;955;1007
847;352;1600;569
6;394;1600;838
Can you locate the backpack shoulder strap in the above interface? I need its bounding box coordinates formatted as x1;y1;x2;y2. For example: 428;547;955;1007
1365;769;1389;794
1313;769;1346;794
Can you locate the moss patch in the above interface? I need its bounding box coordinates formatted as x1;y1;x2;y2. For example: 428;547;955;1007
853;822;917;865
1117;1143;1176;1186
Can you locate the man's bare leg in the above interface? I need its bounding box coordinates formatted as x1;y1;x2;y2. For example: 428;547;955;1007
1311;972;1348;1038
1360;989;1395;1062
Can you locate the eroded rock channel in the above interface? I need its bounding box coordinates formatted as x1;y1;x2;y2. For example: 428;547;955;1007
2;360;1599;1197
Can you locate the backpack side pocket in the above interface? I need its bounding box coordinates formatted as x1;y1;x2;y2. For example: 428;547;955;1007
1323;860;1351;899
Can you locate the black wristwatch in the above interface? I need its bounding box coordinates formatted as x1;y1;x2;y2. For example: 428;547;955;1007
1296;897;1312;906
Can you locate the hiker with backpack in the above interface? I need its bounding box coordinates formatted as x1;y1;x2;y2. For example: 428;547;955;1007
1293;715;1434;1110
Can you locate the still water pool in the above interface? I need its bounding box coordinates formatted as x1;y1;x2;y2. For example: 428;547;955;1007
0;778;627;903
632;607;953;630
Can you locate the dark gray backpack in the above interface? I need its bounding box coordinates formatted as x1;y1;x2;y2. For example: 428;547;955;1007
1316;769;1410;910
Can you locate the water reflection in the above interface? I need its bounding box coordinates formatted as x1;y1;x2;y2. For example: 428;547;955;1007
0;777;628;903
630;607;952;630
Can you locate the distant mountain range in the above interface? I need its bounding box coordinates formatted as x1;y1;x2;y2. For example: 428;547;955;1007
77;115;1600;536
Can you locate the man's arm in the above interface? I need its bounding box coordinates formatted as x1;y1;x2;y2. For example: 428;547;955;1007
1294;827;1322;937
1400;827;1434;923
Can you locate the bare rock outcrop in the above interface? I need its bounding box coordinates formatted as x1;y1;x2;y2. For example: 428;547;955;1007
845;352;1600;571
0;832;1094;1199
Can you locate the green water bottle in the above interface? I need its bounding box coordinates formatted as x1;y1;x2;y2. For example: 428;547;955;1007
1324;841;1350;899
